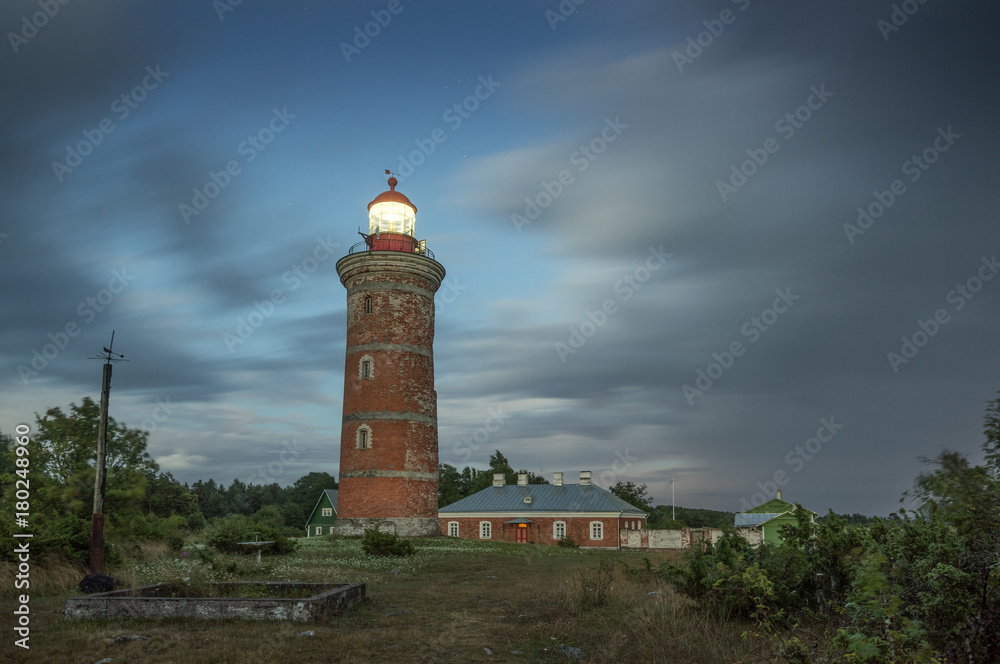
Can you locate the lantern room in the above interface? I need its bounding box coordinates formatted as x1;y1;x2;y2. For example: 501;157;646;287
363;175;419;252
368;176;415;236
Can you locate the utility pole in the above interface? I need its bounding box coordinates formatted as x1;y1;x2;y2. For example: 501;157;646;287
671;479;675;522
88;332;127;574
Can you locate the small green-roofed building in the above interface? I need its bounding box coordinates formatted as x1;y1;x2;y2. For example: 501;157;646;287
735;491;816;545
305;489;338;537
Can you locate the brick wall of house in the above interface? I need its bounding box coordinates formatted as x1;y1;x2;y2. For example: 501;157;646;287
439;516;645;547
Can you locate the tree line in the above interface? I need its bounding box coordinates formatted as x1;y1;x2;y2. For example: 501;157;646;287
0;395;919;567
0;397;337;564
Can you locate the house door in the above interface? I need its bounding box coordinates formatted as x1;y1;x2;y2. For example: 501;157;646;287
515;525;528;543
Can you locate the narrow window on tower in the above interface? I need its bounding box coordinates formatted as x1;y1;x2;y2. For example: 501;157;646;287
363;296;373;315
356;425;372;450
359;354;374;380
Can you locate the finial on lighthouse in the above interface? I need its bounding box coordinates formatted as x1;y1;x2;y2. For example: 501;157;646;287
385;169;398;191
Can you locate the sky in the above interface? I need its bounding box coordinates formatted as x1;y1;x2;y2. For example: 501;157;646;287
2;0;998;517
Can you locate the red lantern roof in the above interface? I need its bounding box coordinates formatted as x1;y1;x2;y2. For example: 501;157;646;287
367;176;417;213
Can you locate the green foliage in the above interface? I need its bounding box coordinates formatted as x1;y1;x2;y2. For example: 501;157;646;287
0;401;200;563
438;451;547;507
663;394;1000;663
609;481;653;511
361;527;415;557
556;535;579;548
647;505;733;529
204;515;297;556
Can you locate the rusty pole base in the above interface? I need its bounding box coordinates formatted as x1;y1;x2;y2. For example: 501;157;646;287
89;513;105;574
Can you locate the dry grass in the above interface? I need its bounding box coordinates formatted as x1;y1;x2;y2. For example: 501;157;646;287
7;539;764;664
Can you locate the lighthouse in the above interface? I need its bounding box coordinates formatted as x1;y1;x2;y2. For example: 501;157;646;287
333;175;446;537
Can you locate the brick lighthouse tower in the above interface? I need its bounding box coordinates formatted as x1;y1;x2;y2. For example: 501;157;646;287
333;175;445;537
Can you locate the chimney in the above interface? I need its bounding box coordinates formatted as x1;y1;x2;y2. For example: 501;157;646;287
493;473;505;487
776;489;782;500
580;470;592;486
552;472;563;486
517;473;528;486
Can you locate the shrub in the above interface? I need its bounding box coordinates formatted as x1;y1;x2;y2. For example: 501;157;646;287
361;527;415;557
579;560;615;608
204;515;296;555
556;536;579;548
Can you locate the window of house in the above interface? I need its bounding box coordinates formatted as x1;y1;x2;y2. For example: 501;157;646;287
329;527;336;534
315;526;322;536
448;521;459;537
554;521;566;540
322;508;332;517
480;521;492;539
590;521;603;540
357;426;371;450
364;296;373;315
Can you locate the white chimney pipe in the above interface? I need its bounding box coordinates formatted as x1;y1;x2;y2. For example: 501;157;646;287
517;473;528;486
493;473;505;487
552;472;563;486
580;470;592;486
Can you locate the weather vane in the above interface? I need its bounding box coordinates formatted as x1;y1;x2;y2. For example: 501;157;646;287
88;330;128;366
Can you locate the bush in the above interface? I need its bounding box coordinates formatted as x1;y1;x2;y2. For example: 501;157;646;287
556;536;579;548
204;515;297;556
361;527;415;557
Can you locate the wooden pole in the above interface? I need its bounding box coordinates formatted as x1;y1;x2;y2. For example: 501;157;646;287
89;362;112;574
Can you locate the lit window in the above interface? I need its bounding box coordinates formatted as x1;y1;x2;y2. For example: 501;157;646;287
590;522;603;540
364;296;373;315
322;508;332;517
554;521;566;540
480;521;492;539
357;426;371;450
448;521;459;537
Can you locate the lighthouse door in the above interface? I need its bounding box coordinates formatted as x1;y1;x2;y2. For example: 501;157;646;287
515;524;528;543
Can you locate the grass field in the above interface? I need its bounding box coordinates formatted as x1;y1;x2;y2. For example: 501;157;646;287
6;537;767;663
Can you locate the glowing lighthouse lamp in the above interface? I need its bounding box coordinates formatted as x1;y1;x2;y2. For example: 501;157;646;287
362;173;429;256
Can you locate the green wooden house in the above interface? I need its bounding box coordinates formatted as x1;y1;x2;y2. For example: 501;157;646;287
305;489;338;537
734;491;816;545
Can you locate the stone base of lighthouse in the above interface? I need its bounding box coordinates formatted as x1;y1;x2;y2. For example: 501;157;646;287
334;517;441;537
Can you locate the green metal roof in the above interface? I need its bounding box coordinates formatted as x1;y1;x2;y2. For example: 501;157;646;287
439;483;647;515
